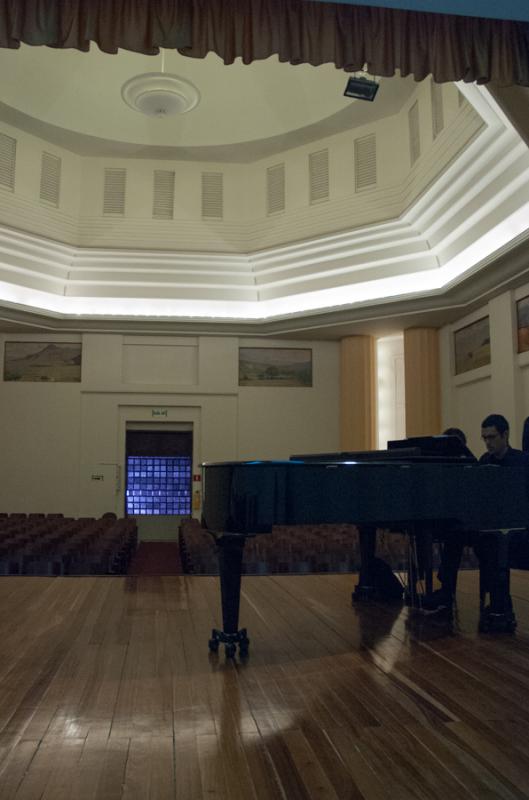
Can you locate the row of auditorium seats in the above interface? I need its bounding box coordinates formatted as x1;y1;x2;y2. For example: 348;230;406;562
0;514;137;576
179;518;476;576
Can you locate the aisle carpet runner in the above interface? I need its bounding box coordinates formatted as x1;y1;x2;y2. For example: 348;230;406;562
127;542;183;575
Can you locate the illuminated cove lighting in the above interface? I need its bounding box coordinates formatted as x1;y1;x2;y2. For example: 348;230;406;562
1;201;528;321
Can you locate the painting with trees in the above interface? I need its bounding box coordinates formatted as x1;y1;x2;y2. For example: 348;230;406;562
239;348;312;387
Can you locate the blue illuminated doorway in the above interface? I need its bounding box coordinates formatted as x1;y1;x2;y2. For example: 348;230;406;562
125;430;192;519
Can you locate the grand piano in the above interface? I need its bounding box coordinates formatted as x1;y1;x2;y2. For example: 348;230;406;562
201;437;529;656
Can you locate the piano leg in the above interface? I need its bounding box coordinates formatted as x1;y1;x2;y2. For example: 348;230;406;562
405;527;433;606
353;526;377;602
209;533;250;657
478;531;516;634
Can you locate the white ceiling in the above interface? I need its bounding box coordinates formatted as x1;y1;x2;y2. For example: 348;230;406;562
1;38;528;337
0;44;415;161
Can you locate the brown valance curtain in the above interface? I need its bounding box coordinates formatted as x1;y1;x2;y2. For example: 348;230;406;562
0;0;528;86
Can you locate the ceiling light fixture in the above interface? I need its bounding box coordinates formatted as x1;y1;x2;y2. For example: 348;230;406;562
121;50;200;117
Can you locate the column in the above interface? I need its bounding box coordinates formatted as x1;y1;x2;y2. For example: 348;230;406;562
404;327;441;437
340;336;376;451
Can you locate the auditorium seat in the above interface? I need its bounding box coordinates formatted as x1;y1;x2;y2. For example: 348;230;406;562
0;514;138;576
178;517;478;578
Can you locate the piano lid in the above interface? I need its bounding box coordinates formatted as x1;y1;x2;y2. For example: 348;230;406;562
388;435;476;461
291;436;477;464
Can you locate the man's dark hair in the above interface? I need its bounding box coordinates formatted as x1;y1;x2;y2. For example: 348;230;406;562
481;414;509;435
443;427;467;445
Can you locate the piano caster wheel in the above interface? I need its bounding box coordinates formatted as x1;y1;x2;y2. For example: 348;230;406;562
479;612;517;634
209;629;221;653
239;637;250;657
208;628;249;657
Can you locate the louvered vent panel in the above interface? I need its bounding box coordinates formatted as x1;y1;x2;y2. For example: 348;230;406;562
39;152;61;207
431;80;444;139
103;168;126;215
201;172;223;218
266;163;285;215
153;170;175;219
0;132;16;190
408;101;421;166
354;134;376;191
309;149;329;204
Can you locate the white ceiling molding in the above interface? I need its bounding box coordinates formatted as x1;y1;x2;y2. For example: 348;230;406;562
103;168;126;216
0;131;16;190
408;101;420;166
309;149;330;204
431;80;444;140
0;85;527;325
266;163;285;215
39;152;61;207
354;133;377;191
201;172;223;219
152;169;175;220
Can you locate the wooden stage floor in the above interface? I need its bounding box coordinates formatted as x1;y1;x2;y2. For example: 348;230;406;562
2;571;529;799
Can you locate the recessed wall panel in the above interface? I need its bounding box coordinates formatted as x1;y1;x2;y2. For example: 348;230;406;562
122;344;198;385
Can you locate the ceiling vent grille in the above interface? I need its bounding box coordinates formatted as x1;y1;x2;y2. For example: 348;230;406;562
201;172;223;219
103;168;126;215
354;134;377;191
0;132;16;191
153;169;175;219
39;152;61;207
431;80;445;139
408;101;421;166
309;148;329;204
266;163;285;215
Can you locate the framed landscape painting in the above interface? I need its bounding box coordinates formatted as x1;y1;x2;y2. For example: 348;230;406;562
239;347;312;387
517;295;529;353
3;342;82;382
453;317;491;375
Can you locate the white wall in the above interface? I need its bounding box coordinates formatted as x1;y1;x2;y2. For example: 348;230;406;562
0;332;340;516
440;281;529;456
237;338;339;459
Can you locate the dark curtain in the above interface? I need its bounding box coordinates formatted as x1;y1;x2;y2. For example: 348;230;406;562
0;0;528;86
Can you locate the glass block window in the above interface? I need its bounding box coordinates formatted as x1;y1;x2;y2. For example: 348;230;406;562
126;456;191;515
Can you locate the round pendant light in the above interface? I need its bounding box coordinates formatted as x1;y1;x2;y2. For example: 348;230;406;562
121;73;201;117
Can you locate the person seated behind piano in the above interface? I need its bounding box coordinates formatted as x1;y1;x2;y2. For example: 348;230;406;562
423;413;528;612
442;427;470;450
411;427;473;591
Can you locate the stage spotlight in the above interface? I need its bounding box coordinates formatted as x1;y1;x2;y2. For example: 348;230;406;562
344;76;379;102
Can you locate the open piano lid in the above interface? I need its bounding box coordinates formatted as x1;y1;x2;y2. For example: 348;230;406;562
291;435;477;463
388;434;476;461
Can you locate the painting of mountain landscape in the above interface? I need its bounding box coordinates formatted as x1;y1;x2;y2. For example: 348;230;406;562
4;342;82;382
517;296;529;353
239;348;312;387
453;317;491;375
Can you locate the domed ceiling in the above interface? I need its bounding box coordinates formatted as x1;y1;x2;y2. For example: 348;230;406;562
0;45;414;161
0;43;528;337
